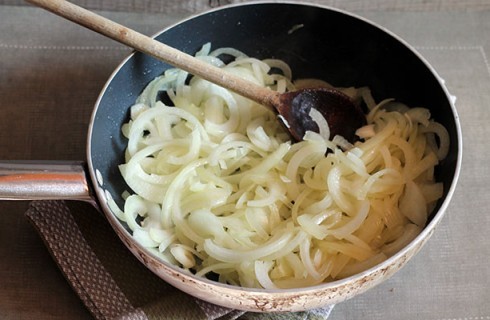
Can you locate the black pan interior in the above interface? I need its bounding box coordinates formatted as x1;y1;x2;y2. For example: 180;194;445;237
89;3;459;233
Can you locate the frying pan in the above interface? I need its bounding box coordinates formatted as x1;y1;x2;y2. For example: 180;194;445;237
0;1;462;312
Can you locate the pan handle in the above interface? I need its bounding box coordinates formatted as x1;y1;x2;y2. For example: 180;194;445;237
0;161;94;202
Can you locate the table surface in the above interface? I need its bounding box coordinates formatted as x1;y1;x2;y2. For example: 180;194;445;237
1;1;490;319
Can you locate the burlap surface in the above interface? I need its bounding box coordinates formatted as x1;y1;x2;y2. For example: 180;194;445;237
2;1;490;319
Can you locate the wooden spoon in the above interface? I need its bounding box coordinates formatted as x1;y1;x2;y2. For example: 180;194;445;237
26;0;366;142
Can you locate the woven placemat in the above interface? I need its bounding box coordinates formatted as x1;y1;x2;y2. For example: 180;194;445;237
25;200;334;320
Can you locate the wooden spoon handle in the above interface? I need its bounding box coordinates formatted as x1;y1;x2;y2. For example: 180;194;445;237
26;0;278;109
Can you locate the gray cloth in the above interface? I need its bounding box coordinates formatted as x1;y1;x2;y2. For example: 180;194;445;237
25;200;334;320
1;2;490;320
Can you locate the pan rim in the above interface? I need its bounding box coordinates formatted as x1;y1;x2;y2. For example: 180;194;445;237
86;0;463;310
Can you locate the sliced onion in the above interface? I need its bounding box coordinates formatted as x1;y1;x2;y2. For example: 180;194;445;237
114;43;449;289
308;107;330;141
